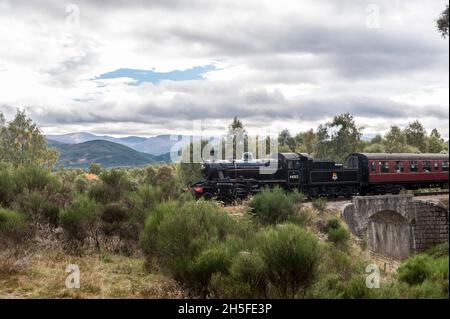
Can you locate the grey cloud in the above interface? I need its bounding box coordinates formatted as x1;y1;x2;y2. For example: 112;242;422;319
21;85;448;126
0;0;448;138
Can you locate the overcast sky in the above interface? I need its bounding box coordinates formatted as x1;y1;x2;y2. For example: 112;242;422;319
0;0;448;138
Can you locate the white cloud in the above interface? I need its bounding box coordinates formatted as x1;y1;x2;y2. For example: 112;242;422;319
0;0;448;138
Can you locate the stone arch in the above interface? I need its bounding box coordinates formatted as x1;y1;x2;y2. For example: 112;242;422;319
367;210;412;260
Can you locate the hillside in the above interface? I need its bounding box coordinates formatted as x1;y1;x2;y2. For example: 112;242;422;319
47;139;170;168
46;132;190;155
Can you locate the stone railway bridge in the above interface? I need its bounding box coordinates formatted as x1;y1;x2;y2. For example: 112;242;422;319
342;195;448;260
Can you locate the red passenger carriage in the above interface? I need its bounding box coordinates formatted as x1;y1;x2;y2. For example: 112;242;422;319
347;153;449;195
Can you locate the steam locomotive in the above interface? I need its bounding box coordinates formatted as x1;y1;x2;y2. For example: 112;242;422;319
191;152;449;201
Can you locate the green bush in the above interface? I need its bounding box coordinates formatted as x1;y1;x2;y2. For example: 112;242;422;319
326;218;350;249
59;195;102;243
311;273;369;299
134;185;163;209
154;165;175;186
189;243;234;297
312;197;327;213
101;204;128;224
14;166;53;193
326;218;341;230
210;250;268;299
88;163;102;175
340;275;369;299
425;242;449;259
249;187;296;224
377;252;449;298
254;224;321;298
99;169;132;202
87;181;108;203
286;207;313;227
159;179;182;201
397;255;432;285
323;245;355;280
0;163;14;205
74;175;89;193
41;202;60;227
179;162;202;187
140;201;244;295
0;208;28;242
289;190;306;206
13;191;60;225
16;191;45;217
327;227;350;249
144;166;157;185
100;203;133;238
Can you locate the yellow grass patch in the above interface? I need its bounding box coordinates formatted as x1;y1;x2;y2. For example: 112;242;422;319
0;249;185;299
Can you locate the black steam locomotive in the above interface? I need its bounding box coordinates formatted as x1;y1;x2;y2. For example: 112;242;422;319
191;152;360;201
191;152;449;201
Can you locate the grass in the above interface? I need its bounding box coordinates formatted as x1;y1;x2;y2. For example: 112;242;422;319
0;248;185;299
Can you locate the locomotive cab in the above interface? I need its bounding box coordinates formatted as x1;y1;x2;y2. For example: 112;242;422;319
278;153;312;189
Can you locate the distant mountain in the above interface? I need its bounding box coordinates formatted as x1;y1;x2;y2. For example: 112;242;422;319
46;132;190;155
47;139;170;169
131;135;188;155
47;132;101;144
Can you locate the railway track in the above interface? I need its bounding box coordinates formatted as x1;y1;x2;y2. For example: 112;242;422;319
322;190;449;203
412;191;449;197
221;190;449;207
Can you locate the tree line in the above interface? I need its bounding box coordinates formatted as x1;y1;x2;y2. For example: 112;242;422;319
276;114;448;163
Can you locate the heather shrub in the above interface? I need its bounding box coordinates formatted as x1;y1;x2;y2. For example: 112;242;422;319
12;191;59;225
327;227;350;250
144;166;157;185
289;190;306;206
326;218;350;250
377;248;449;299
99;169;132;202
74;175;89;193
211;251;267;298
140;201;245;295
13;166;53;193
339;275;370;299
312;197;327;213
326;218;341;230
134;185;164;209
15;190;45;217
154;165;175;186
249;187;295;224
0;208;28;243
59;195;102;245
100;203;128;234
179;162;202;187
0;163;14;205
87;181;109;203
425;242;449;259
398;255;432;285
40;202;60;227
88;163;102;175
286;207;313;227
189;243;234;297
254;224;320;298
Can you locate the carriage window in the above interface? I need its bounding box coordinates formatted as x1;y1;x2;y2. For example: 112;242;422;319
410;161;418;172
395;161;404;173
423;161;431;173
380;161;389;173
371;162;376;172
434;162;439;171
287;161;294;170
443;161;449;172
